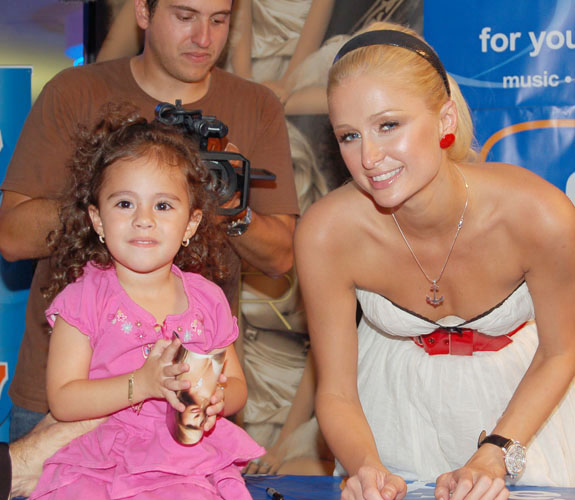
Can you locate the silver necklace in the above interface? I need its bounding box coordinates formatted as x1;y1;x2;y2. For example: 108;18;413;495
391;166;469;307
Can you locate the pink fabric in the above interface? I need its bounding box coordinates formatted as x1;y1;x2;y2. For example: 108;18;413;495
30;263;264;499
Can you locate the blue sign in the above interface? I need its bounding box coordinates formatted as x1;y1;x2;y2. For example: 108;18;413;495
0;66;34;441
424;0;575;203
245;476;575;500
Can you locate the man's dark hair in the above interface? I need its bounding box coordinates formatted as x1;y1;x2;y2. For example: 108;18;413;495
146;0;235;19
146;0;159;18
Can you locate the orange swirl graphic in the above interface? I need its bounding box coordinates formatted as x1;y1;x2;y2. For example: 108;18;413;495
480;119;575;161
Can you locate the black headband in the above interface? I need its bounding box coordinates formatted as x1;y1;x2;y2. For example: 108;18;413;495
333;30;451;97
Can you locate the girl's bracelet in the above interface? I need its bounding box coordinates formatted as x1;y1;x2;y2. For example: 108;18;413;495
128;371;143;414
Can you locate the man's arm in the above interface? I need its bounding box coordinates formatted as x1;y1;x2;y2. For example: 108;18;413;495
228;211;295;277
8;413;103;498
0;71;81;263
0;191;60;262
220;139;297;278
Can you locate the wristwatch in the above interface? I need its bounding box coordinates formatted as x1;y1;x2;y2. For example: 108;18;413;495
477;430;526;478
226;206;252;237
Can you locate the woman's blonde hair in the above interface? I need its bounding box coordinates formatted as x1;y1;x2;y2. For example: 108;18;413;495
328;22;478;163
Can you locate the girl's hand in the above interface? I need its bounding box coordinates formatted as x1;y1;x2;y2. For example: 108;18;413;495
435;446;508;500
342;466;407;500
202;374;227;432
136;338;191;411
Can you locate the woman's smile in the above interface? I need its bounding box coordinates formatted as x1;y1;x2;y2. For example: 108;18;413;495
369;166;404;187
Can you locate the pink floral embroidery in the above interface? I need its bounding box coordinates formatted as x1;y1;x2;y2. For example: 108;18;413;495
109;309;128;325
182;312;204;341
191;312;204;334
108;309;139;336
142;343;153;358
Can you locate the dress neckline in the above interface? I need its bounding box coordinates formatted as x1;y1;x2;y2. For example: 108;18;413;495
359;281;527;327
95;263;194;327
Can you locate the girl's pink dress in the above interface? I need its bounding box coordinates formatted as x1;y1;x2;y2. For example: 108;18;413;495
29;263;264;500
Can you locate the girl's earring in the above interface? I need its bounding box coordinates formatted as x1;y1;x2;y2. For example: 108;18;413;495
182;239;190;248
440;133;455;149
99;234;105;244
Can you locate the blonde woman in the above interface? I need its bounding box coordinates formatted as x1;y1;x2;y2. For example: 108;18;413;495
296;21;575;500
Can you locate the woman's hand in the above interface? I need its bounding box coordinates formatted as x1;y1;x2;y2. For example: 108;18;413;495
244;448;284;475
342;466;407;500
261;80;290;104
435;446;508;500
202;374;227;432
136;338;191;411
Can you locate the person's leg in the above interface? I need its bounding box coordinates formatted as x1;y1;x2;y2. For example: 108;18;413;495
9;406;46;442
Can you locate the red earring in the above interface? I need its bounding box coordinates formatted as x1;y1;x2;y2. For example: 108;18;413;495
440;133;455;149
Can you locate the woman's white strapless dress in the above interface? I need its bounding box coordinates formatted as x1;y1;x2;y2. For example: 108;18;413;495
335;282;575;486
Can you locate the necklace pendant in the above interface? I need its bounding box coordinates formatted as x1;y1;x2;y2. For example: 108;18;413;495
426;282;444;306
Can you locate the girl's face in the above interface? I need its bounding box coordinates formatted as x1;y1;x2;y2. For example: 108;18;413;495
89;155;202;277
329;72;453;209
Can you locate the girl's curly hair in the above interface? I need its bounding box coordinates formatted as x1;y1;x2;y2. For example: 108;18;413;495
44;102;229;301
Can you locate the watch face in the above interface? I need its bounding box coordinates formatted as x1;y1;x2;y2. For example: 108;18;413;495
504;442;527;477
227;223;248;236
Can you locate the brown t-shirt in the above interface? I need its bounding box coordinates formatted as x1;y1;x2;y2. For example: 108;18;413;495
1;58;299;413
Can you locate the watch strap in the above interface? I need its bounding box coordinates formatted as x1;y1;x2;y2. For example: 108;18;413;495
478;433;513;450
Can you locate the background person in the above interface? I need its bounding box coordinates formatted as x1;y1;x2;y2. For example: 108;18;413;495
173;350;225;444
295;22;575;500
223;0;335;113
176;390;208;444
241;123;334;476
0;0;298;441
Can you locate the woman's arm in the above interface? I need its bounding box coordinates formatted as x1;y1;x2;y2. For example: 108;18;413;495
245;348;318;474
96;0;143;63
278;0;335;91
229;0;254;80
272;349;316;449
47;317;189;421
295;200;406;500
437;184;575;500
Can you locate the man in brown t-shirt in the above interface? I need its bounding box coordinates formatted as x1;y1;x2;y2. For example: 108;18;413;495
0;0;299;441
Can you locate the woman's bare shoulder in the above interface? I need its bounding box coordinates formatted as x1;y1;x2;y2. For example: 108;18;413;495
295;182;364;251
470;161;561;193
467;161;575;238
298;182;362;225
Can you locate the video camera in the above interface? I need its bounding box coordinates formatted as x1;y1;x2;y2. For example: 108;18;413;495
155;100;275;216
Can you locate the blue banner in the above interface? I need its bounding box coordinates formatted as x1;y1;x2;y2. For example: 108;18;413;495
245;475;575;500
0;66;34;441
424;0;575;203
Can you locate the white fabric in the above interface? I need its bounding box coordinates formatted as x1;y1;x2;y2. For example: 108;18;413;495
225;0;347;88
251;0;313;59
334;282;575;486
241;282;327;461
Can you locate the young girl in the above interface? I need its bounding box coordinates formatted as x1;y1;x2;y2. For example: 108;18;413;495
29;105;264;500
